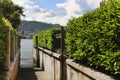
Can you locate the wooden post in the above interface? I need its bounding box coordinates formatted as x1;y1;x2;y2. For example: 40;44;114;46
15;36;17;55
18;38;21;69
11;36;15;61
13;36;15;56
36;36;40;68
4;26;10;70
60;27;65;80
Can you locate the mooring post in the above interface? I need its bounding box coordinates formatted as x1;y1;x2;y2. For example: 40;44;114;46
36;36;40;68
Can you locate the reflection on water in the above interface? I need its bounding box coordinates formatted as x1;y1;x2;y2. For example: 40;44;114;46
20;39;33;68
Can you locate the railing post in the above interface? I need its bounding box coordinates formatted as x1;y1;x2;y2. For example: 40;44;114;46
36;36;40;68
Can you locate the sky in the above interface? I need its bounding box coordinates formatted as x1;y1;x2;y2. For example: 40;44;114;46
12;0;102;26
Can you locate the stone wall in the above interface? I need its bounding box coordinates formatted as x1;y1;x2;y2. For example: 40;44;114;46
33;47;115;80
0;52;20;80
33;47;61;80
9;53;19;80
66;59;114;80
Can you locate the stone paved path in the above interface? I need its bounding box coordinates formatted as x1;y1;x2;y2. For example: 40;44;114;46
16;67;50;80
16;39;49;80
34;68;50;80
16;68;37;80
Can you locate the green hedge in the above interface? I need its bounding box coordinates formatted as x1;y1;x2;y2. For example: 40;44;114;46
65;0;120;75
0;14;18;62
33;28;61;50
0;15;11;62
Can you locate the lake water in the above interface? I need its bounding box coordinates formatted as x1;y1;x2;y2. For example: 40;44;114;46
20;39;33;68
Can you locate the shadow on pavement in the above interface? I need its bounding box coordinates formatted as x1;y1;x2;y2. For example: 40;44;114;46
16;68;37;80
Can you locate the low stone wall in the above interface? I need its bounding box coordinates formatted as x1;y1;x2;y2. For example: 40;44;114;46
0;52;19;80
33;47;115;80
9;53;19;80
66;59;114;80
33;47;61;80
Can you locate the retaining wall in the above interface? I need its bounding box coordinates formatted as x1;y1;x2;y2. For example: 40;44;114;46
0;51;20;80
33;47;115;80
66;59;114;80
33;47;61;80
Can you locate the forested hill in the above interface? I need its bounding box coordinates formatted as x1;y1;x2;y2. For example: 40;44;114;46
18;20;61;31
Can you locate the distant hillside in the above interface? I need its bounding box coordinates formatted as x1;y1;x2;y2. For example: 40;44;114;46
18;20;61;31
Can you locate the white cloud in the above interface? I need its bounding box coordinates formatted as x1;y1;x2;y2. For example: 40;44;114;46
56;0;102;25
57;0;82;17
21;5;68;25
22;5;55;20
57;0;102;17
87;0;102;8
12;0;32;6
12;0;102;26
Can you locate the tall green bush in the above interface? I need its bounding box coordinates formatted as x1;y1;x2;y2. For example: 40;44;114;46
33;28;61;50
66;0;120;75
0;15;12;62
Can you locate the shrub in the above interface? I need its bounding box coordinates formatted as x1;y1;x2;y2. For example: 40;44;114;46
0;14;12;62
65;0;120;75
33;28;61;50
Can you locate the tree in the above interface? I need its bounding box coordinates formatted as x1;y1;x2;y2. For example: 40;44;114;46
0;0;24;29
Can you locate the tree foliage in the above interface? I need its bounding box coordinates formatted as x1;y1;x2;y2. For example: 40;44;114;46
0;0;23;28
0;0;20;62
